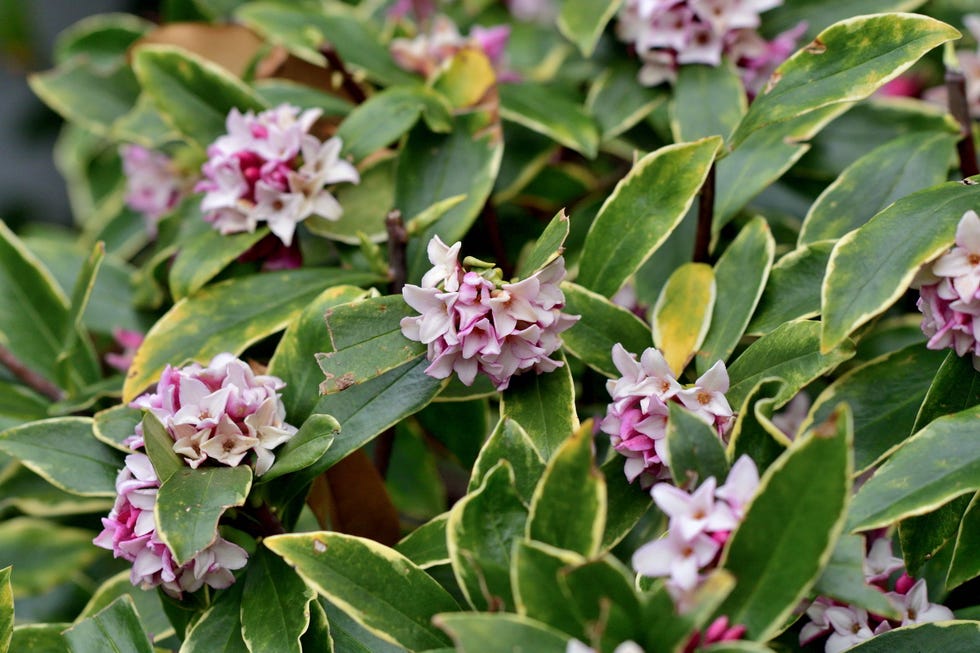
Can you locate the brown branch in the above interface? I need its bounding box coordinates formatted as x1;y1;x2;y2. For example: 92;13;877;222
947;68;980;178
693;163;716;264
386;210;408;294
319;46;367;105
0;343;63;401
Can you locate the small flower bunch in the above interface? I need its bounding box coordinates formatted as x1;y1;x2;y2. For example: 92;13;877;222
195;104;359;247
632;455;759;606
93;450;248;597
390;15;512;78
567;616;745;653
615;0;805;95
799;537;953;652
104;328;144;373
120;144;188;236
914;209;980;370
601;343;734;487
400;236;579;391
129;352;298;476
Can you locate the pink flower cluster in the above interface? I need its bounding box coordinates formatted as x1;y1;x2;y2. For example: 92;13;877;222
800;538;953;652
924;14;980;118
400;236;578;391
615;0;806;96
914;210;980;370
390;15;512;79
130;353;298;477
94;451;248;597
632;455;759;608
567;616;745;653
120;144;187;236
196;104;359;247
601;343;734;488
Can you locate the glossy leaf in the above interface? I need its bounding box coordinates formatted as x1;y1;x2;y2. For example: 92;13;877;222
123;268;379;401
728;378;793;473
337;85;452;161
317;295;425;395
586;62;668;140
0;381;47;433
76;570;171;643
812;534;902;618
8;625;70;653
803;345;946;473
53;12;150;67
180;580;248;653
696;217;774;375
307;156;397;245
168;221;268;300
500;353;578;461
0;567;10;653
469;417;545;504
560;556;643;651
0;417;120;497
28;59;140;135
666;403;730;487
140;413;181;484
671;60;746;143
899;495;971;577
912;351;980;433
260;413;339;483
560;282;652;378
512;540;584;638
242;546;315;653
717;406;853;639
63;596;153;653
254;79;352;117
761;0;933;40
154;466;252;564
843;621;980;652
653;262;716;376
577;137;721;297
526;421;605;557
600;456;653;550
727;320;856;411
132;44;266;147
0;517;99;596
435;612;569;653
518;210;570;277
848;405;980;532
395;512;450;569
948;492;980;588
499;82;599;158
557;0;623;57
729;14;959;148
448;461;527;611
748;241;834;335
265;532;458;650
800;131;958;245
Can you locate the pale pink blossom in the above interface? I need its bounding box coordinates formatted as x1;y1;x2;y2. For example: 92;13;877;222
390;15;513;79
566;640;644;653
633;527;720;591
508;0;557;23
886;578;954;626
105;328;144;373
863;537;904;585
683;616;747;652
120;144;187;236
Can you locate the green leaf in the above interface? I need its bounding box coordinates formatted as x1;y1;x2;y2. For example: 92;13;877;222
54;242;103;395
824;171;980;352
729;14;959;148
154;466;252;564
180;580;248;653
653;262;716;376
140;413;182;484
728;378;793;473
696;217;774;375
666;403;729;487
0;220;69;385
499;82;599;158
803;344;946;474
29;59;141;135
727;320;856;411
264;532;458;650
53;12;151;68
300;598;334;653
560;282;652;378
559;557;643;651
912;351;980;432
91;406;139;452
0;567;11;653
242;546;315;653
948;492;980;588
0;417;120;497
469;418;546;504
842;621;980;652
132;44;267;148
77;570;171;644
812;534;902;618
557;0;623;57
671;60;746;143
0;381;47;433
260;413;339;483
63;596;153;653
0;517;100;597
512;540;585;638
400;111;503;283
899;495;971;577
586;62;668;141
395;512;450;569
847;405;980;532
526;422;605;557
123;268;379;401
800;131;958;245
448;461;528;611
254;79;352;117
717;405;853;640
747;241;834;335
641;571;736;653
518;210;570;277
307;156;397;245
0;464;112;517
501;353;578;461
337;86;451;161
8;624;69;653
435;613;569;653
577;137;721;297
760;0;931;40
168;217;269;300
317;295;425;395
600;456;652;551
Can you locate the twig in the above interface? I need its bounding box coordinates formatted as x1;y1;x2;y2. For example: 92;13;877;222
947;68;980;178
319;46;367;105
693;163;716;264
386;210;408;294
0;343;63;401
